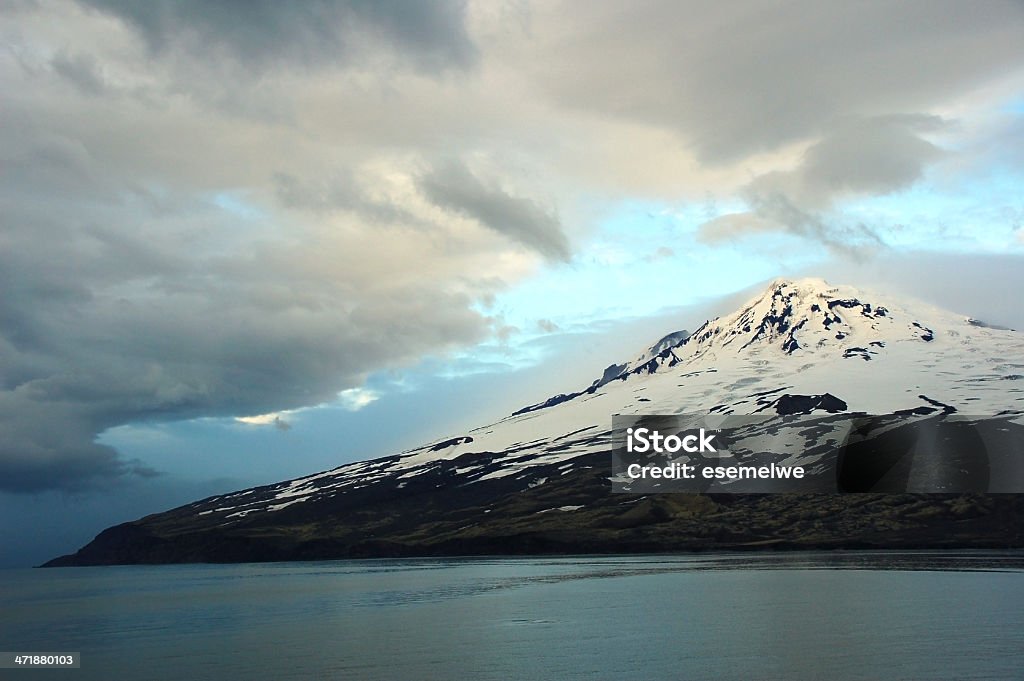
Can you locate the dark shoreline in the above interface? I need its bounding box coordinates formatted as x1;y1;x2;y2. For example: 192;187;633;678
38;546;1024;571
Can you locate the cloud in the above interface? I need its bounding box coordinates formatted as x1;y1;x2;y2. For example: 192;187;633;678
337;388;380;412
0;145;502;491
50;50;108;96
235;412;292;431
698;116;946;254
419;159;571;262
494;324;520;343
536;318;559;333
525;1;1024;164
797;115;945;198
272;171;424;227
77;0;477;74
642;246;675;263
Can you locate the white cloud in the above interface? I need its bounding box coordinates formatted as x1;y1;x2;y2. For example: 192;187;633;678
235;412;287;426
337;388;380;412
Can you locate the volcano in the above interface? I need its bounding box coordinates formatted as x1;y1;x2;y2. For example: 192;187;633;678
45;279;1024;566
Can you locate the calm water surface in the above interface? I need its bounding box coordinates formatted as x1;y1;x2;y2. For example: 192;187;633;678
2;552;1023;680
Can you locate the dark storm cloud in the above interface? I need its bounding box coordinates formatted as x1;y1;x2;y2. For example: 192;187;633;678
0;0;517;493
78;0;476;72
0;172;491;492
419;160;571;262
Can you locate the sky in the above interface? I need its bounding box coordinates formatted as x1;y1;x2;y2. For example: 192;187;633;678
2;0;1024;567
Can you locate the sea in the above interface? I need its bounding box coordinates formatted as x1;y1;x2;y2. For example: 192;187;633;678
2;552;1022;680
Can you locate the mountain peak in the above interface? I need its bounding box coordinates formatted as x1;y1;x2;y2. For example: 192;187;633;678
682;277;903;357
513;278;947;417
764;276;834;294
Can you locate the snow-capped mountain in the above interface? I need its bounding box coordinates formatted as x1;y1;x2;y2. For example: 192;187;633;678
46;279;1024;565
